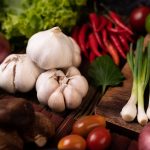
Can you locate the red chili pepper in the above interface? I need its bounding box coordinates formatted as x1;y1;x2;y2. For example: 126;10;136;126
89;13;99;31
107;22;127;34
118;34;129;51
107;43;120;65
97;15;108;31
89;51;96;63
71;26;80;44
124;32;134;43
88;32;102;57
94;32;107;51
102;29;120;65
89;13;108;31
89;13;107;51
108;11;133;35
117;26;135;42
109;33;126;59
78;23;91;58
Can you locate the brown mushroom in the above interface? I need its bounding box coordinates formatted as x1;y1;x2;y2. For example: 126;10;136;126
0;128;23;150
0;97;35;128
20;112;55;147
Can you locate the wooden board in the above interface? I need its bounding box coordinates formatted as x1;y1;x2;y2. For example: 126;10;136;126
95;63;143;136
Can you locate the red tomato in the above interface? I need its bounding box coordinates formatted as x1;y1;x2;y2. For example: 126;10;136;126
129;6;150;33
72;115;106;138
57;134;86;150
87;126;111;150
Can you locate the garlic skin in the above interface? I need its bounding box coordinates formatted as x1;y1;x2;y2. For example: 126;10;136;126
69;37;81;67
26;26;81;70
36;66;89;112
0;54;43;93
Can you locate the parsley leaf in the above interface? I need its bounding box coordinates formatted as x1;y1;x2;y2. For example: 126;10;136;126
88;55;124;94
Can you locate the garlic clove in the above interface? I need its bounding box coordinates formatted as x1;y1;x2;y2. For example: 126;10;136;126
65;66;81;77
63;84;82;109
68;75;89;97
0;61;16;93
69;37;81;67
14;54;43;92
26;26;76;70
48;87;65;112
36;70;59;105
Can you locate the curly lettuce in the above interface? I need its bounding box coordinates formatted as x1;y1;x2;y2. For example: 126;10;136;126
1;0;86;39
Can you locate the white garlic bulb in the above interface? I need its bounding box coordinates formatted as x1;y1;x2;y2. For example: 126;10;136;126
36;66;89;112
0;54;43;93
26;26;81;70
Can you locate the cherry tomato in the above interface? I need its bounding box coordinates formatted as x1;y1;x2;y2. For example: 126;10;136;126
57;134;86;150
87;126;111;150
72;115;106;137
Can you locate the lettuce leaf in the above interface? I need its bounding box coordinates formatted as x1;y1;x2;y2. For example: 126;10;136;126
0;0;86;39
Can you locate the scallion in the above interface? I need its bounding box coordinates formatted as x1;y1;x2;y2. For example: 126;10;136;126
121;37;150;125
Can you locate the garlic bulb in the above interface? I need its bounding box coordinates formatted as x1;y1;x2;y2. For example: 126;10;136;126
26;26;81;70
36;66;89;112
0;54;43;93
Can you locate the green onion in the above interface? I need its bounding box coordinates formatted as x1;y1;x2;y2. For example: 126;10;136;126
121;37;150;125
146;47;150;119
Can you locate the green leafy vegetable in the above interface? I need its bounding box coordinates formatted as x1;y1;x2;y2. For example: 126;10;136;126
88;55;124;94
0;0;87;39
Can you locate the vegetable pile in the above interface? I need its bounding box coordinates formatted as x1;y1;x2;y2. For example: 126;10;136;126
1;1;150;149
71;9;134;65
120;37;150;126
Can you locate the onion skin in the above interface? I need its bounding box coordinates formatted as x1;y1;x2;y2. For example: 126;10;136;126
129;6;150;33
138;123;150;150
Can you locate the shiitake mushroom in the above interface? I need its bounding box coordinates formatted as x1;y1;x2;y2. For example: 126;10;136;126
0;96;55;148
0;128;23;150
20;112;55;147
0;97;35;128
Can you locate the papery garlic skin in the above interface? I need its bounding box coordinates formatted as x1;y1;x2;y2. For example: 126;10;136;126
36;66;89;112
69;37;81;67
0;54;43;93
26;27;81;70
